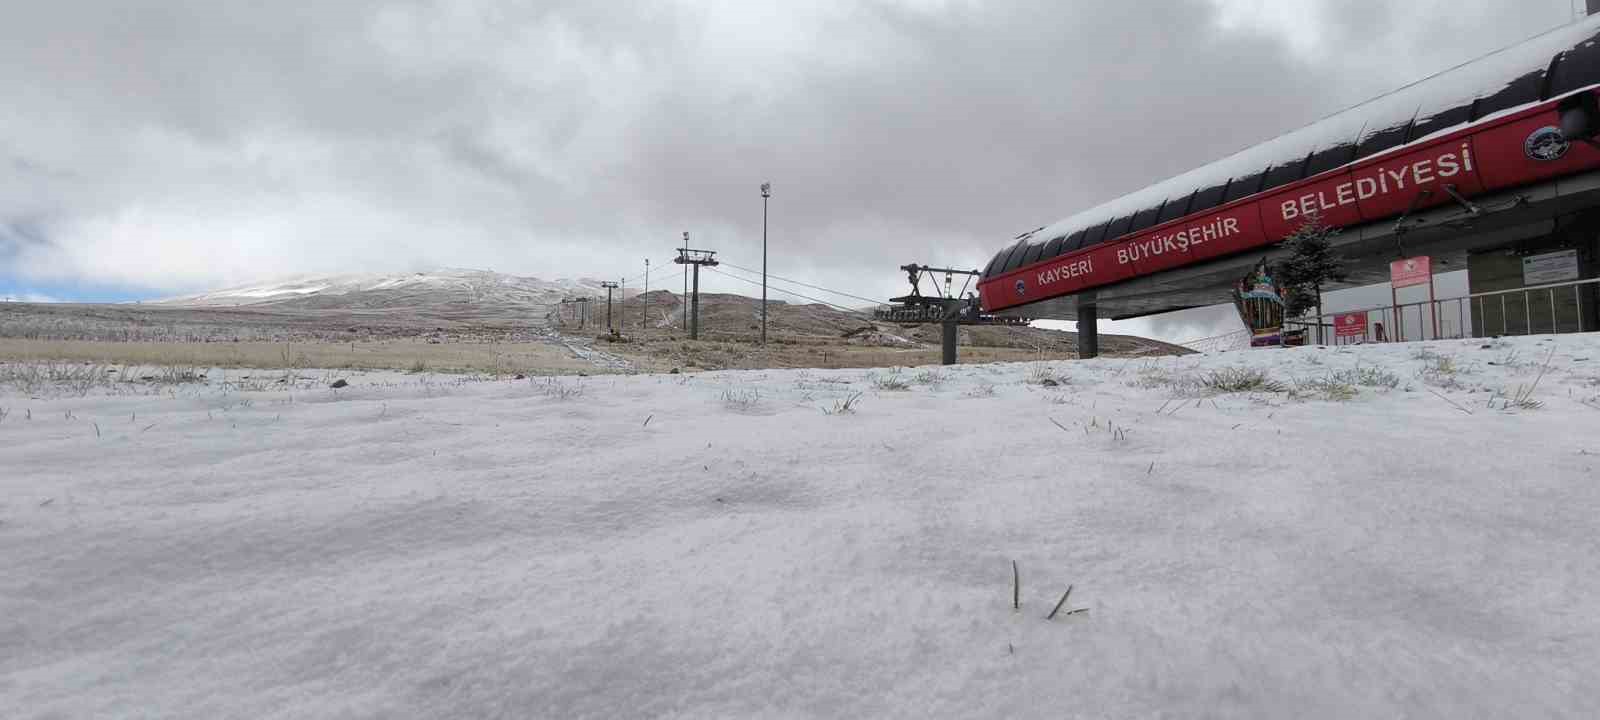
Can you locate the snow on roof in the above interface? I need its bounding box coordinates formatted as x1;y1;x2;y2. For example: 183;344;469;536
987;16;1600;277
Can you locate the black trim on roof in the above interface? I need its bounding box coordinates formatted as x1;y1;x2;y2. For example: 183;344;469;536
1019;241;1047;268
1552;41;1600;97
1129;201;1165;234
1041;234;1067;260
1157;189;1197;224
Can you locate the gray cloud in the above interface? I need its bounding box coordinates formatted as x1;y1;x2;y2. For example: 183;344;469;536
0;0;1579;316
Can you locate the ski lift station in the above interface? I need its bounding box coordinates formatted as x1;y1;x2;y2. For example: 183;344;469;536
978;12;1600;355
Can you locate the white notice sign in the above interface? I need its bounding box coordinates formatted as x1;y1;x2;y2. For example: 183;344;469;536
1522;249;1580;286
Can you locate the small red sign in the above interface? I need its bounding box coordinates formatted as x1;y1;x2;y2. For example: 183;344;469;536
1334;311;1368;338
1389;256;1432;288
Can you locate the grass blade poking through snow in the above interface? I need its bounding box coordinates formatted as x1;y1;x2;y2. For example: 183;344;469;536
1046;585;1072;620
1012;560;1020;611
1426;388;1474;415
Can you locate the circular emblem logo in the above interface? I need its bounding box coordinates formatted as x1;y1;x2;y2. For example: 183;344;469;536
1014;280;1026;297
1525;126;1570;162
1343;315;1357;326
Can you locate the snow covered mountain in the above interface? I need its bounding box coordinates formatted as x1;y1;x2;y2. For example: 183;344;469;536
157;269;623;311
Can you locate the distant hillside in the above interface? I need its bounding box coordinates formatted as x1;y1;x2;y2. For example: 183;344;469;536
130;268;1189;356
158;268;619;312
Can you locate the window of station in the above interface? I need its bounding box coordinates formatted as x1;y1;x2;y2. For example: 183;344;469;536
1551;41;1600;97
1222;169;1266;203
1189;181;1230;214
1354;122;1411;160
998;241;1029;274
1129;202;1165;233
1305;143;1357;177
1080;219;1113;248
1019;241;1047;268
1260;153;1311;193
1157;190;1196;224
1041;234;1066;259
1473;67;1544;119
1410;104;1473;140
1059;229;1088;254
1104;214;1135;241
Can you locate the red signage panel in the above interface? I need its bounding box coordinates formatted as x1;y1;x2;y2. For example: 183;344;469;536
1259;169;1365;241
1389;256;1432;288
977;91;1600;315
1085;243;1139;286
1472;96;1600;192
1120;204;1269;275
1334;311;1368;338
1345;140;1485;222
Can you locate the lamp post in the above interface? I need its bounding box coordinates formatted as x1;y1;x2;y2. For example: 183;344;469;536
761;181;771;346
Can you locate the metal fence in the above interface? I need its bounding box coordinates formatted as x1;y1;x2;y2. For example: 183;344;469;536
1288;277;1600;345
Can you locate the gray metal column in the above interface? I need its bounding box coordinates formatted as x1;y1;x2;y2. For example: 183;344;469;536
1077;304;1099;359
690;265;701;340
941;299;959;365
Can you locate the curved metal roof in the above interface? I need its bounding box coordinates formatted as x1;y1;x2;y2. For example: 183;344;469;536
983;16;1600;280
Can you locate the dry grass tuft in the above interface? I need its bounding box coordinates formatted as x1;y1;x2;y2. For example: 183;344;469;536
823;392;863;415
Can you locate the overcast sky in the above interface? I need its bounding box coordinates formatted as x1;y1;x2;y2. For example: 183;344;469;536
0;0;1585;336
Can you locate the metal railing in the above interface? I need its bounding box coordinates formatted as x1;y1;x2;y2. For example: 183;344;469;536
1289;276;1600;345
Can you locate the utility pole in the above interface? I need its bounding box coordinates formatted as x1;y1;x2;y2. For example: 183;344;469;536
761;181;771;346
601;281;619;332
682;232;689;330
674;245;719;341
643;259;649;329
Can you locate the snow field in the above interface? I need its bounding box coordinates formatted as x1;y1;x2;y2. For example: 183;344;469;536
3;335;1599;718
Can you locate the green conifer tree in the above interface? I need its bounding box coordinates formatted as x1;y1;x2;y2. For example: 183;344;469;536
1278;216;1348;328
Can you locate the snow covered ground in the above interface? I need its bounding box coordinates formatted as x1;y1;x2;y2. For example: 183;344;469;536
3;335;1599;718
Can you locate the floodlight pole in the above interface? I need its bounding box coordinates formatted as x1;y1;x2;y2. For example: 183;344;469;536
761;181;771;346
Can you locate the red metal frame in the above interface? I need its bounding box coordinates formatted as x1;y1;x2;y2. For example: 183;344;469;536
979;88;1600;313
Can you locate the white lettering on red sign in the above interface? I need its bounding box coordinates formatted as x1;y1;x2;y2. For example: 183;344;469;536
1036;257;1094;287
1281;143;1473;222
1115;216;1240;265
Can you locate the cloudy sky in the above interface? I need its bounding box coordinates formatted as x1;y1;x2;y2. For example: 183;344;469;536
0;0;1586;335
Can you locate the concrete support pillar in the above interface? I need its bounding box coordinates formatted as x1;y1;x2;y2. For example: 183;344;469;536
941;299;959;366
1077;304;1099;359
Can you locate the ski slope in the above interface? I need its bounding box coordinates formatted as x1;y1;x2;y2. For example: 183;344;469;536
3;335;1599;718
